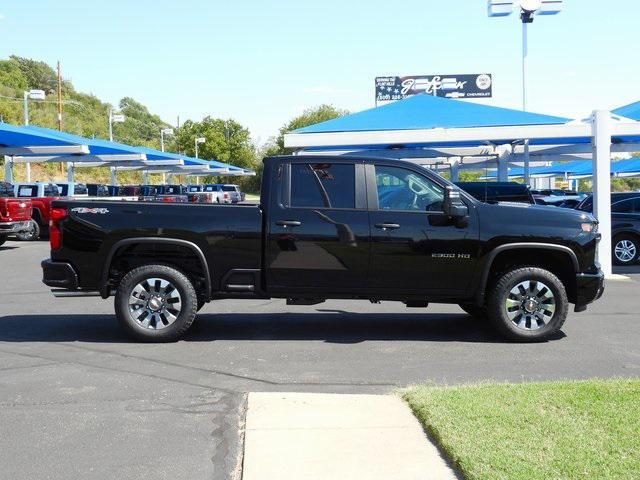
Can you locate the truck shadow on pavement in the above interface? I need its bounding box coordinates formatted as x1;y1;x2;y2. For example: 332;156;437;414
0;312;565;344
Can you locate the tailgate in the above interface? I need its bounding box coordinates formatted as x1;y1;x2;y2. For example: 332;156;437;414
0;198;32;221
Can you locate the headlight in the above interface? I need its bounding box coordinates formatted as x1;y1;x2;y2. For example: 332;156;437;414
581;222;597;233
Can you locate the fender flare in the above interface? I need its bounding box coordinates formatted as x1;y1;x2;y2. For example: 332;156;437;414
476;242;579;303
100;237;212;300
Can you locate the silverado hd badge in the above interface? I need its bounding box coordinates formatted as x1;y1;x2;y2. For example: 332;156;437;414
71;207;109;214
432;253;471;259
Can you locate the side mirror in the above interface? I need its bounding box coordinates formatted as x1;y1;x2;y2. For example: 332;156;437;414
442;186;469;218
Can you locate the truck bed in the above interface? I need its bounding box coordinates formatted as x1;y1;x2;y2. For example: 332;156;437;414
51;200;263;292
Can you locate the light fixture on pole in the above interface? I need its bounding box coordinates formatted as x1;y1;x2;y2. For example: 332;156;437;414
195;137;206;159
23;89;46;182
487;0;562;184
108;109;125;142
160;128;174;152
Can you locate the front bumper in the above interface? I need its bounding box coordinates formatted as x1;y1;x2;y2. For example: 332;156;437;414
574;269;605;312
0;220;30;234
41;259;79;289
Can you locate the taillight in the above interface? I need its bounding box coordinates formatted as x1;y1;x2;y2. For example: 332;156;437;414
49;207;67;251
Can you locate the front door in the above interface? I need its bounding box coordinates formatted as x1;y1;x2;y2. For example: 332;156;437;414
265;161;370;294
367;163;480;294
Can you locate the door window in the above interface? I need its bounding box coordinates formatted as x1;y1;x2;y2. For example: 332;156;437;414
290;163;355;209
374;165;444;212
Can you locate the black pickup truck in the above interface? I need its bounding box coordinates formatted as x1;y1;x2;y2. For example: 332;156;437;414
42;156;604;342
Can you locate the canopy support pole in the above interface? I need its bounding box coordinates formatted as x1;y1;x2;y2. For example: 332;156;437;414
3;156;13;183
592;110;612;276
110;166;117;186
523;140;530;185
449;157;461;182
497;146;511;182
142;171;149;185
66;162;75;182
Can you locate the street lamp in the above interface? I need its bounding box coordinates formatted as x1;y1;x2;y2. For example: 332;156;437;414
487;0;563;111
160;128;174;152
23;89;45;182
23;89;46;126
108;109;125;142
487;0;563;184
195;137;206;159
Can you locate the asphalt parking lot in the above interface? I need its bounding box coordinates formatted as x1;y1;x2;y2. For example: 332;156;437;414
1;239;639;480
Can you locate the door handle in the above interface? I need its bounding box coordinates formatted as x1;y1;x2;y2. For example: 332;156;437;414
276;220;302;228
375;222;400;230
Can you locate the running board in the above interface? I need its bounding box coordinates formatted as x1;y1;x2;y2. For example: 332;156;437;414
51;289;106;298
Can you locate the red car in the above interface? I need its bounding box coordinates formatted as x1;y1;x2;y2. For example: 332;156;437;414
13;182;61;241
0;182;32;246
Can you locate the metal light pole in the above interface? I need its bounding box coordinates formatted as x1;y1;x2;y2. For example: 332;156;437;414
487;0;563;185
195;137;206;185
23;89;46;182
108;109;125;185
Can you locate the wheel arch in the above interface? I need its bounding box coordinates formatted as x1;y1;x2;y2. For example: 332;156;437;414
100;237;212;300
477;243;579;305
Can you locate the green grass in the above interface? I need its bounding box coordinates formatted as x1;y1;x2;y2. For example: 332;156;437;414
401;379;640;480
244;193;260;202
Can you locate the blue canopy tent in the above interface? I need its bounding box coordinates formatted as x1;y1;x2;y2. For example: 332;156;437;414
613;101;640;121
482;160;592;179
285;94;640;275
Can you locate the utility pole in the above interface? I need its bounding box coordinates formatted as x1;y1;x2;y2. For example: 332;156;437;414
57;61;64;175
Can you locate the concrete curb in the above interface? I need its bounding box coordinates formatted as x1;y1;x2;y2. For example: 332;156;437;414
242;392;457;480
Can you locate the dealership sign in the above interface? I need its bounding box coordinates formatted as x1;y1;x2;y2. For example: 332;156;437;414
375;74;492;102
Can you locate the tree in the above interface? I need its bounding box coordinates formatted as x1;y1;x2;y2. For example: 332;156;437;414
10;55;58;93
264;104;348;156
174;116;260;190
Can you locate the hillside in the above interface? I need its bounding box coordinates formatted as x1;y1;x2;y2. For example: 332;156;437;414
0;55;259;188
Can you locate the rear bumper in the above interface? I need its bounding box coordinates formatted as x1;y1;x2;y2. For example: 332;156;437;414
574;270;605;312
41;259;79;289
0;220;30;234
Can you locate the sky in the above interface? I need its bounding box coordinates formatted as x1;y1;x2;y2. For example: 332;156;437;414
0;0;637;144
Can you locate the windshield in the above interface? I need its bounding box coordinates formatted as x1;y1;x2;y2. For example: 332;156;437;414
0;182;13;197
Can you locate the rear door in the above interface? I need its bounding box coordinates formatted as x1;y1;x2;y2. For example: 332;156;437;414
265;160;370;293
367;163;480;294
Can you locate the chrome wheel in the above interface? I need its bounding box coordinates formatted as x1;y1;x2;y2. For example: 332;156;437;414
504;280;555;331
128;277;182;330
614;239;637;263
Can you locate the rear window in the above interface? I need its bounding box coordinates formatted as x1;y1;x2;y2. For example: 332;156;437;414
222;185;237;192
456;183;532;204
56;184;70;196
44;184;59;197
290;163;355;209
17;185;38;197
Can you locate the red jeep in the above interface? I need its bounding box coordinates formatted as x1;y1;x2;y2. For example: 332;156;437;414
13;182;61;241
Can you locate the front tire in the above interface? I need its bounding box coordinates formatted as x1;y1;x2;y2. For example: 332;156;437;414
487;267;568;342
16;219;40;241
115;264;198;342
0;237;6;247
612;234;640;265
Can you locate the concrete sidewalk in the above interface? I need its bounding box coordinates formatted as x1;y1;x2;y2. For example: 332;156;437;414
242;392;458;480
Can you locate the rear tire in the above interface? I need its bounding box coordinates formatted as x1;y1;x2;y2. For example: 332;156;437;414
115;264;198;342
487;267;568;342
0;237;6;247
16;219;40;241
458;303;487;318
612;234;640;265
